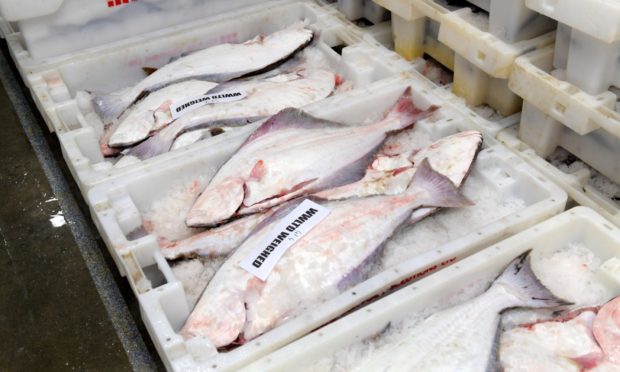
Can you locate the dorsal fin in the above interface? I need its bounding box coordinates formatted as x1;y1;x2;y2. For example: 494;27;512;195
142;67;158;76
241;108;344;148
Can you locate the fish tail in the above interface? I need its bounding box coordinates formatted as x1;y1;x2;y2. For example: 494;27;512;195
92;92;131;122
383;87;440;131
494;251;572;308
407;158;473;209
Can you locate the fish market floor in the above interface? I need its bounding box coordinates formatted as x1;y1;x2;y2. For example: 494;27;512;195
0;42;163;371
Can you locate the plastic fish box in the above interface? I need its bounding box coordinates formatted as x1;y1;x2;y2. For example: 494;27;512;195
243;206;620;371
508;46;620;188
525;0;620;96
23;0;415;197
371;0;555;116
497;125;620;229
0;0;297;80
86;76;566;370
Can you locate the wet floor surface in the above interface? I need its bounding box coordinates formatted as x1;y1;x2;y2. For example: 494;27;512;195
0;42;163;370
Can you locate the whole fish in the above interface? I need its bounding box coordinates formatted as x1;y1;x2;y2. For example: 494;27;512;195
92;24;314;121
126;69;336;160
182;159;472;347
166;130;481;260
186;88;439;227
106;80;218;148
353;252;569;372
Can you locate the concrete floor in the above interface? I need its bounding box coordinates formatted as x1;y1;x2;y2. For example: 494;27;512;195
0;43;163;370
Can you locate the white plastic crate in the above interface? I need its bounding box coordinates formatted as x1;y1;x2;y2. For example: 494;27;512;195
26;0;416;196
243;206;620;371
497;125;620;228
372;0;555;116
86;76;566;371
337;0;391;24
525;0;620;95
508;46;620;187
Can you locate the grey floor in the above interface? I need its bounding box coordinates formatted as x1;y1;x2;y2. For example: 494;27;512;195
0;42;163;371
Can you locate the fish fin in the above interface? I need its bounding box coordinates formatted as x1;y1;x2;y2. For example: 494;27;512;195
125;131;175;160
312;140;385;191
241;108;343;147
494;251;572;308
92;92;131;122
181;289;247;347
407;158;473;208
186;177;246;227
382;87;440;132
142;67;158;76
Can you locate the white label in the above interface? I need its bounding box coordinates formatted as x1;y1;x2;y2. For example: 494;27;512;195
170;89;247;119
239;200;331;281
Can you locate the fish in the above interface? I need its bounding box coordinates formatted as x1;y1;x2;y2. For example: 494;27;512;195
353;252;569;372
186;87;439;227
125;69;336;160
181;159;473;347
106;80;218;148
166;130;481;260
92;24;314;121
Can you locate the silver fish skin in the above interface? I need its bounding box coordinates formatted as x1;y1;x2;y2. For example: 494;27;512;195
181;159;472;347
168;130;481;260
92;24;314;122
126;69;336;160
186;88;439;227
354;252;569;372
106;80;218;147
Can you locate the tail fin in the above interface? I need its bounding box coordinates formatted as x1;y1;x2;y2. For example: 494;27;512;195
382;87;440;132
407;158;473;209
92;91;131;122
493;251;572;308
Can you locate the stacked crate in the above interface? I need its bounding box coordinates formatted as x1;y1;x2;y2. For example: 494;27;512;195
499;0;620;227
368;0;556;116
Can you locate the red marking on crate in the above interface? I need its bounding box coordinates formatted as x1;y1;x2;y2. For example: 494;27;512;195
108;0;135;7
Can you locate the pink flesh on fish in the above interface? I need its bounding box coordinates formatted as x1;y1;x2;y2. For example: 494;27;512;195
593;296;620;364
